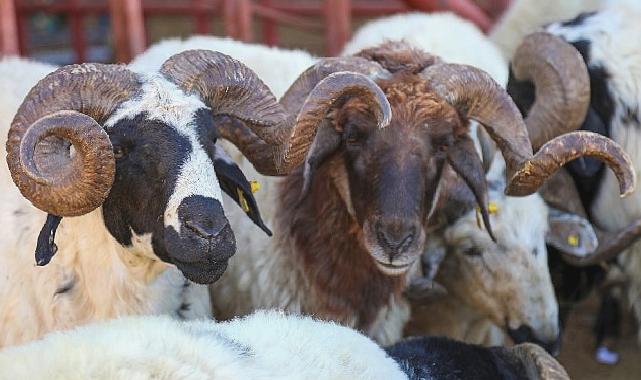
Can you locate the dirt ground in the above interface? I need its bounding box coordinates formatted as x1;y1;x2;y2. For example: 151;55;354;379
558;294;641;379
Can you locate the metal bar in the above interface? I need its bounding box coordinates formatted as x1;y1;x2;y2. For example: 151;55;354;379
0;0;19;55
223;0;252;42
252;4;323;30
258;0;277;46
193;0;211;34
110;0;146;63
401;0;492;32
325;0;351;56
17;12;28;56
109;0;128;62
123;0;145;58
69;0;86;62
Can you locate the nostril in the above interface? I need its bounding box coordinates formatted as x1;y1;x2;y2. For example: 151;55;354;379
185;219;215;239
376;224;415;252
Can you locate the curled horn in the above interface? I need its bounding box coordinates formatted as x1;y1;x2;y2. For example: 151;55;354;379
510;343;570;380
210;56;392;177
512;32;591;150
420;63;635;200
160;50;287;145
6;64;140;216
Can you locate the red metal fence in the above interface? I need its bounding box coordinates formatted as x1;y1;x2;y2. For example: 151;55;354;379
0;0;511;63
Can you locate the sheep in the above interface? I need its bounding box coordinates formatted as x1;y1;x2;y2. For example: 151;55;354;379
0;49;392;347
489;0;602;60
130;35;630;343
387;336;570;380
406;153;606;355
0;310;408;380
505;0;641;344
341;12;612;352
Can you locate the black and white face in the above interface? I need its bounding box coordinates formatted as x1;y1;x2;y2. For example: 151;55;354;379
98;75;267;284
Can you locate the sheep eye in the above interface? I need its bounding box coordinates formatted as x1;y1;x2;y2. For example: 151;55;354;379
462;246;482;257
113;145;127;159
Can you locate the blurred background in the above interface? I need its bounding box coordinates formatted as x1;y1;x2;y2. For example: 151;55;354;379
0;0;511;64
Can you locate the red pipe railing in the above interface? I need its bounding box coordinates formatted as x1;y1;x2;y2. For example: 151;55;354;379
0;0;19;56
1;0;511;62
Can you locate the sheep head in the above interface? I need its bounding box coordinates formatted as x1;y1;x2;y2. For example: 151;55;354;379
431;165;561;354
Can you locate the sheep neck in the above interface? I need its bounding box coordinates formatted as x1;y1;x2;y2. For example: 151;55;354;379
276;158;406;331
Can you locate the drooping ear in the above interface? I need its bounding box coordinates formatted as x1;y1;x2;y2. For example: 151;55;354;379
213;148;272;236
299;118;342;202
35;214;63;266
447;134;495;241
546;207;598;257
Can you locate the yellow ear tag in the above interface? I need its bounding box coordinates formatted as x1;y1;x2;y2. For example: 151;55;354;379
250;180;261;194
475;202;498;229
567;234;579;247
237;188;250;213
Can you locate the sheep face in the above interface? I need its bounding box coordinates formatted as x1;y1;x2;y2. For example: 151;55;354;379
438;181;560;353
329;77;464;275
99;76;265;284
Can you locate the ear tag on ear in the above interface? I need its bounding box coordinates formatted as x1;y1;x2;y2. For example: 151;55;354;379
475;202;498;229
250;180;261;194
567;234;580;247
237;188;251;213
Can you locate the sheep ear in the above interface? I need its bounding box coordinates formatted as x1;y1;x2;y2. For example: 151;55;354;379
546;208;598;257
35;214;62;266
299;119;341;202
213;148;272;236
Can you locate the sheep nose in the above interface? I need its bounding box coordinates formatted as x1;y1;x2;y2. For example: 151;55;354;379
180;198;229;240
185;219;225;239
376;222;415;256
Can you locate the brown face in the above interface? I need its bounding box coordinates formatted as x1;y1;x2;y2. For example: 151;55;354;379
331;78;465;275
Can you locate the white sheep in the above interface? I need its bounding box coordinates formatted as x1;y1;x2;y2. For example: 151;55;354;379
407;157;564;354
489;0;602;59
0;310;408;380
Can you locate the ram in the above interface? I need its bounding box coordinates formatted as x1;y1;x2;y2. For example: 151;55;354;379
340;12;638;351
505;0;641;345
0;49;382;347
0;310;408;380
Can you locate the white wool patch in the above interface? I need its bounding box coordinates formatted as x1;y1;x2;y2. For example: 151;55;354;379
343;12;508;85
105;74;223;234
0;311;408;379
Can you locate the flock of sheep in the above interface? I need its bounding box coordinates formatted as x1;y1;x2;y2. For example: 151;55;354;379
0;0;640;378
